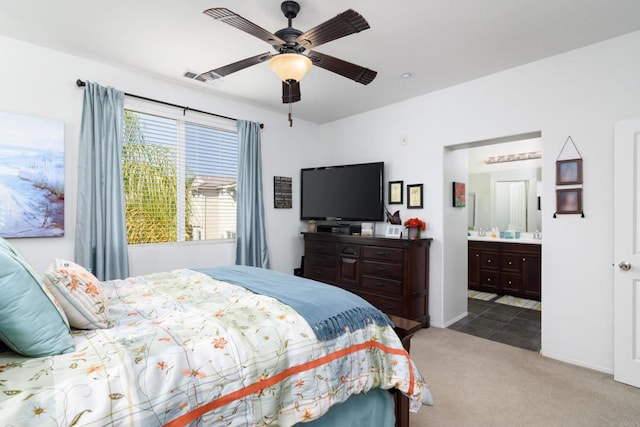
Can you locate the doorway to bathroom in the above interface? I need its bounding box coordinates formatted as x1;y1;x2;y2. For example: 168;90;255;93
446;131;543;352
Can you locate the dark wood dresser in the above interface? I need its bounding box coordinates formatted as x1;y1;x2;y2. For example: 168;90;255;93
302;232;432;327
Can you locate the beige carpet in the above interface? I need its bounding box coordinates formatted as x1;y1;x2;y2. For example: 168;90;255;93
408;327;640;427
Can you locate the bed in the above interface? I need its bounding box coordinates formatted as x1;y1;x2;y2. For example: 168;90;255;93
0;240;432;426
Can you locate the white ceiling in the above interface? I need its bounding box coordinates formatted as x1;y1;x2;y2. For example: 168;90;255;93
2;1;640;124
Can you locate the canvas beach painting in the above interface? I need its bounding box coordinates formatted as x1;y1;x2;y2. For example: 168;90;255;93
0;112;64;238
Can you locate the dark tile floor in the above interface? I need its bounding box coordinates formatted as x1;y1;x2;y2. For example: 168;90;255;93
448;297;541;352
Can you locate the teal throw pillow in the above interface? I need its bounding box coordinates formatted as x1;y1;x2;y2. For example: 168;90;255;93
0;247;74;357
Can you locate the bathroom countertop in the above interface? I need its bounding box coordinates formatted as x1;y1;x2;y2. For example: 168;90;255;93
468;235;542;245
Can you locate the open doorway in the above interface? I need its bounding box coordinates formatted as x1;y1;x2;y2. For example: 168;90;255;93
447;132;543;352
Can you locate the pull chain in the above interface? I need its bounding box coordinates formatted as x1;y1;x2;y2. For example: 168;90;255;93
288;82;294;127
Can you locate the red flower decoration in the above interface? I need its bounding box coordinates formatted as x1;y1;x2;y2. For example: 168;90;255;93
403;217;426;230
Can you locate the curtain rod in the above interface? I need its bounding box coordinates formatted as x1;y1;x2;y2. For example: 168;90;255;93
76;79;263;129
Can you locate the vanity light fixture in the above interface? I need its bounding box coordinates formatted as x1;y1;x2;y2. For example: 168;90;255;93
484;151;542;164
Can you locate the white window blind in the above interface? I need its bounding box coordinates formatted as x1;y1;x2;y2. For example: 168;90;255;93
122;99;238;244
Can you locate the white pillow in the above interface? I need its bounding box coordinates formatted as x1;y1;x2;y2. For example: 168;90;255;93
42;259;110;329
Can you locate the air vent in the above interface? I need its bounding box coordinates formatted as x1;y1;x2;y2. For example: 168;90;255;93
183;70;208;82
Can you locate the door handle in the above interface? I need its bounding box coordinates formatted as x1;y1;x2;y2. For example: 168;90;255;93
619;261;632;271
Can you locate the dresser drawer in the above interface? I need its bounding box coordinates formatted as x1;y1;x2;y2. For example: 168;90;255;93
357;292;403;317
306;253;335;268
362;260;403;280
480;252;499;270
304;265;335;283
361;275;403;296
306;241;336;256
362;246;404;263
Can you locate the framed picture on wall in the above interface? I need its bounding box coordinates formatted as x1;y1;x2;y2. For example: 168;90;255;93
452;182;466;207
556;159;583;185
388;180;403;204
556;188;582;214
273;176;292;208
407;184;423;209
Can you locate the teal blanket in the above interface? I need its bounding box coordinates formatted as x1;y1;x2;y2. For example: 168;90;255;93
195;265;392;341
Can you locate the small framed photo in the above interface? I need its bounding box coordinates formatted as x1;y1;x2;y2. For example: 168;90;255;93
388;180;403;205
361;222;374;237
385;224;403;238
453;182;466;207
407;184;423;209
556;159;582;185
556;188;582;214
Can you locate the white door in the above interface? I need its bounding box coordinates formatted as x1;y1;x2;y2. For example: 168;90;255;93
614;116;640;388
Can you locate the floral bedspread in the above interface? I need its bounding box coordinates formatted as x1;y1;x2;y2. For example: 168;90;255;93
0;269;432;426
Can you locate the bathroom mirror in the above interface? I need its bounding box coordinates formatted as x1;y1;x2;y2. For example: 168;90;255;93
467;192;476;229
494;180;527;231
468;167;541;232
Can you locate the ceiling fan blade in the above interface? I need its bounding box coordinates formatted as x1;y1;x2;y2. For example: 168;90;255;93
295;9;370;50
307;50;377;85
282;80;301;104
200;52;273;81
204;8;286;46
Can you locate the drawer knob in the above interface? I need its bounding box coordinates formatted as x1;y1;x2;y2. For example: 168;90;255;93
508;261;512;265
522;257;526;261
487;278;491;282
377;251;387;256
487;259;492;263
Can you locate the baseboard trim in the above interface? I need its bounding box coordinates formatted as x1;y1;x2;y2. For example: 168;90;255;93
443;311;468;328
540;351;613;375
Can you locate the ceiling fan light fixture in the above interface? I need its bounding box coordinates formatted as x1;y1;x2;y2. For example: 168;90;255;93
269;53;312;82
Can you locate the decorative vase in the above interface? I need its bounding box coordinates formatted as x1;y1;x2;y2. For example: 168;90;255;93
408;227;421;240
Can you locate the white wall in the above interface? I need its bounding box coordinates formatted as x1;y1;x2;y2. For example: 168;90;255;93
0;35;319;276
321;30;640;373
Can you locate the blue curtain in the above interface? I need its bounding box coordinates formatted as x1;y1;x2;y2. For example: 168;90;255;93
235;120;270;268
75;82;129;280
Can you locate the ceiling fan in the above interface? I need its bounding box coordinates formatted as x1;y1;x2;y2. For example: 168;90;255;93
198;1;377;109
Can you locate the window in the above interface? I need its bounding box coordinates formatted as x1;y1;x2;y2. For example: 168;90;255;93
122;99;237;244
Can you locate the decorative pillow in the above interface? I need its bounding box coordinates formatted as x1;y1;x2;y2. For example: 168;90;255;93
0;247;74;357
42;259;110;329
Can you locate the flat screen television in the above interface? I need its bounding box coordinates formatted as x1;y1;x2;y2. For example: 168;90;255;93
300;161;384;221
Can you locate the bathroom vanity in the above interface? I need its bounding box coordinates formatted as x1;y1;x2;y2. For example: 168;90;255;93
468;237;541;300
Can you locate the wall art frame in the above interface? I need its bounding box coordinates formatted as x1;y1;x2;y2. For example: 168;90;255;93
452;181;466;207
273;176;292;209
407;184;423;209
556;188;582;214
388;180;403;205
0;111;65;238
556;158;583;185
